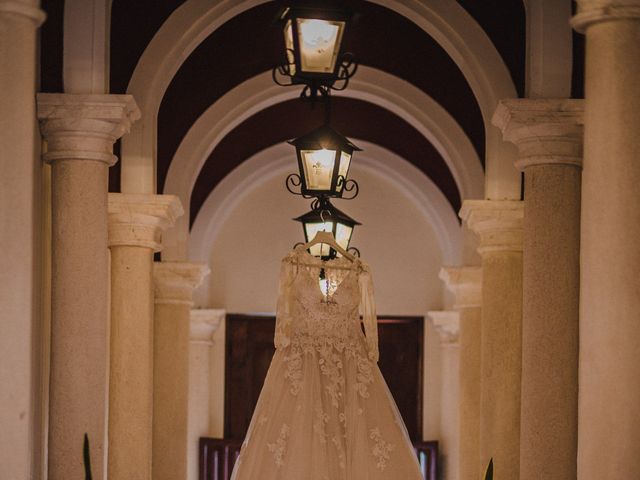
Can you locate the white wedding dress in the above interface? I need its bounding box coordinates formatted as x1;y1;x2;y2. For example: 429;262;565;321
230;246;423;479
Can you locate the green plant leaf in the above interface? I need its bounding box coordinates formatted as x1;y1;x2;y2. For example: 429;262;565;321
483;458;493;480
83;433;93;480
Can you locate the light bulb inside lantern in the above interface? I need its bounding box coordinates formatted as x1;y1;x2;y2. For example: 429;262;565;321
297;18;344;73
301;148;336;190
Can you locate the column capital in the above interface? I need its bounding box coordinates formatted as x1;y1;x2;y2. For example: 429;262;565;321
439;266;482;309
459;200;524;255
0;0;46;25
153;262;210;306
572;1;640;32
190;309;225;344
37;93;141;166
108;194;183;251
428;310;460;345
493;99;584;170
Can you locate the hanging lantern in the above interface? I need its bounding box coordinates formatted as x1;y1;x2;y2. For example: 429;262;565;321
293;198;361;260
282;4;348;78
286;124;361;199
274;3;357;98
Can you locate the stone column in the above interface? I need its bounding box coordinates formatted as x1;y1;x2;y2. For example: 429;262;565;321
37;94;140;480
428;311;460;480
107;194;183;480
0;2;45;478
440;267;482;480
153;262;210;480
572;3;640;478
459;200;523;479
493;99;583;480
187;309;225;480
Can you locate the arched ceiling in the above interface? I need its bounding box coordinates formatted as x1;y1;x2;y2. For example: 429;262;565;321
189;97;459;227
41;0;571;228
153;1;489;209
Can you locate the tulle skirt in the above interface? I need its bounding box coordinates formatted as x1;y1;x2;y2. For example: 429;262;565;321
230;341;423;480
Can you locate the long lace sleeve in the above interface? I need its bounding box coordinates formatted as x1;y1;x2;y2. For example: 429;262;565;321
274;256;296;349
358;262;379;362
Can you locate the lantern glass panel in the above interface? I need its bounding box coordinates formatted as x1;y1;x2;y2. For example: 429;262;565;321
296;18;345;73
336;151;351;193
284;19;296;75
335;222;353;253
301;148;336;191
304;221;334;257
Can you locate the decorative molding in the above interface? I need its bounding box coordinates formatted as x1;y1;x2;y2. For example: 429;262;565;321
190;309;225;344
108;194;183;251
154;262;210;306
428;310;460;345
459;200;524;255
572;1;640;32
0;0;46;25
493;99;584;171
37;94;140;166
439;267;482;309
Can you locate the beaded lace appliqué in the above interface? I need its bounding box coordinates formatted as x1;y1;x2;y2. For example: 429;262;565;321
267;424;290;467
369;427;395;471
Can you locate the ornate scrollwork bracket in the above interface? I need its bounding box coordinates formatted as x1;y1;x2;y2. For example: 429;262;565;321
272;51;358;102
285;173;313;199
340;178;359;200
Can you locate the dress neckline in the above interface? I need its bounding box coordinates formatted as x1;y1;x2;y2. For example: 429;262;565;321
292;245;358;299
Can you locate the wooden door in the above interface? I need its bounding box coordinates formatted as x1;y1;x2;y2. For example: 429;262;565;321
224;314;423;441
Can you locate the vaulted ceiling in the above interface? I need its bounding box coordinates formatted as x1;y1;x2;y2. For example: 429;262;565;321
39;1;584;227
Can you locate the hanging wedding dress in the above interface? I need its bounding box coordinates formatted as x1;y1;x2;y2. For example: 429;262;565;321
230;245;423;479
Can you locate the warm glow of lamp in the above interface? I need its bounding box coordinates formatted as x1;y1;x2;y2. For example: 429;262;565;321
279;5;350;81
289;125;360;198
301;148;336;190
297;18;345;73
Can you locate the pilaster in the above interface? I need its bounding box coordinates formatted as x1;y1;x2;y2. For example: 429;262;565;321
154;262;210;306
439;267;482;309
153;262;210;480
494;99;583;480
460;199;523;479
37;93;140;165
190;308;225;344
187;309;225;480
0;0;46;24
459;200;523;255
428;310;460;480
428;310;460;345
572;0;640;32
107;193;182;480
493;99;584;170
0;2;46;478
572;3;640;478
37;93;139;480
439;266;482;480
108;193;183;250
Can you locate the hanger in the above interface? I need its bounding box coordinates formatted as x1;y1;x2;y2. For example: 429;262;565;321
303;230;355;262
301;208;356;262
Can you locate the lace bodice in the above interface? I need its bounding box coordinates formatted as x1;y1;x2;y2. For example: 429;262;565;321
274;245;379;362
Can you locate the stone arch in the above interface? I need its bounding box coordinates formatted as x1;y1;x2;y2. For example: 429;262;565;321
120;0;518;197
